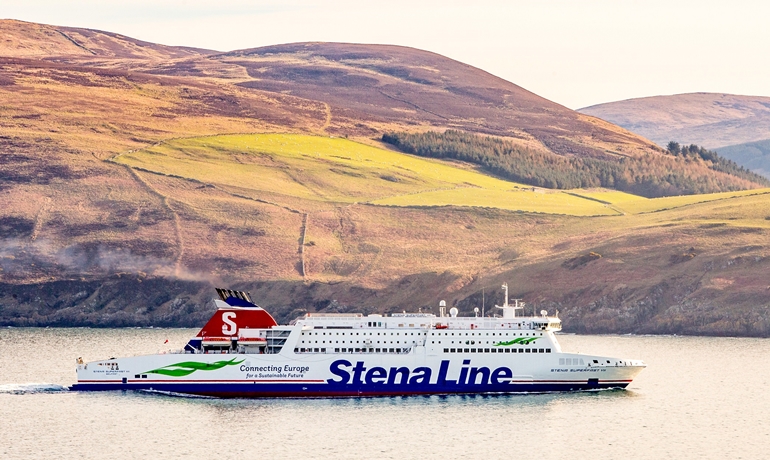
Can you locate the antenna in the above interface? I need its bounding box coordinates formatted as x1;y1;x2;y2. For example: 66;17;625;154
495;283;524;319
482;287;485;318
502;283;509;308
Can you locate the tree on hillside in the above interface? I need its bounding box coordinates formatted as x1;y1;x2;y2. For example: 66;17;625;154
382;131;770;197
667;141;681;155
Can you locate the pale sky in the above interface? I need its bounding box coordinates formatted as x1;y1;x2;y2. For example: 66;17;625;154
4;0;770;109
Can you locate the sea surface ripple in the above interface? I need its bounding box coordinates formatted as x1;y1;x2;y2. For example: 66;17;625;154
1;328;769;459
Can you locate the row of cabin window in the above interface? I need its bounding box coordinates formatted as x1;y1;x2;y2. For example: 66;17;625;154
303;332;421;336
443;348;551;354
302;331;543;337
432;332;543;336
431;340;544;345
301;340;417;344
295;348;410;354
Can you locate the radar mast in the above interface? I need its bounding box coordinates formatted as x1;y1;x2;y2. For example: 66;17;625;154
495;283;524;319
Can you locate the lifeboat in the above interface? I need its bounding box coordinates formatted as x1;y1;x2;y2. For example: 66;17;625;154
237;337;267;346
201;337;233;346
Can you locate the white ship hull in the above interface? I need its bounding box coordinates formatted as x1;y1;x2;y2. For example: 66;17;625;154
73;342;644;397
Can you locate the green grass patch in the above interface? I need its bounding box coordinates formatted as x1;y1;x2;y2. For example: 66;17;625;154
373;188;620;216
116;134;769;217
116;134;619;216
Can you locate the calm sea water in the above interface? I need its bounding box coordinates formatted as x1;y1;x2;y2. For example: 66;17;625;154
1;328;768;459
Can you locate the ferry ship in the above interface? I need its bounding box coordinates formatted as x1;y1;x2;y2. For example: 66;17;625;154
71;285;645;397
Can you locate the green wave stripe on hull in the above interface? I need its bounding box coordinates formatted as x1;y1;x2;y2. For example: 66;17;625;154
145;358;245;377
494;337;540;346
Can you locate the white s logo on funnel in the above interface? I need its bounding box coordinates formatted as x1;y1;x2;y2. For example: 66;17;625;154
222;312;237;335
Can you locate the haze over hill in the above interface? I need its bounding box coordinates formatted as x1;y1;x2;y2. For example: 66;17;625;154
1;20;769;336
580;93;770;177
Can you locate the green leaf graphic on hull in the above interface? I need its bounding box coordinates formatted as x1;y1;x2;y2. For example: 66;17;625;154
145;358;245;377
494;337;540;346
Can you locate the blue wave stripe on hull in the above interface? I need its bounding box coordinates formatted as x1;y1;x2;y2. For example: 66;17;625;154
70;381;629;397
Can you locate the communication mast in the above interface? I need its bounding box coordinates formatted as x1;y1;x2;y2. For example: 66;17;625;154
494;283;524;319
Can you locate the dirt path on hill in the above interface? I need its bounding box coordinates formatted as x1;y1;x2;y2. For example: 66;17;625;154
30;197;51;241
299;213;309;278
207;184;308;278
321;102;332;133
122;165;185;275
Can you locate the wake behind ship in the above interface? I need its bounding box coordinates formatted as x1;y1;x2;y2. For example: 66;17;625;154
71;286;645;397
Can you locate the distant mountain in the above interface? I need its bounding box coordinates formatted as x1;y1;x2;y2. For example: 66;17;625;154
579;93;770;177
715;139;770;178
579;93;770;148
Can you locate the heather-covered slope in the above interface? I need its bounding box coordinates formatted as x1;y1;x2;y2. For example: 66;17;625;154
0;19;213;59
1;21;769;335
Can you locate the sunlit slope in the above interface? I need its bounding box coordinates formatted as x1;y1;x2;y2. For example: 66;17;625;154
115;134;622;216
572;188;770;214
372;188;617;215
116;134;770;217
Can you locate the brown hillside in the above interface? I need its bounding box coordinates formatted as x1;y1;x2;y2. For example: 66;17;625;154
201;42;660;157
0;19;214;59
1;22;769;335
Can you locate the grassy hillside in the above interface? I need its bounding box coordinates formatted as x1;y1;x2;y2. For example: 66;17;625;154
114;134;623;216
2;21;770;336
4;129;770;335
